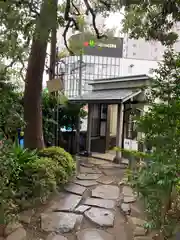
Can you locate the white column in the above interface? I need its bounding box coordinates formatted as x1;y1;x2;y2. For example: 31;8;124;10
114;103;124;163
86;103;93;154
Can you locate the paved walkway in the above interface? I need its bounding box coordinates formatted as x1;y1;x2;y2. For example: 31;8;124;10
5;157;153;240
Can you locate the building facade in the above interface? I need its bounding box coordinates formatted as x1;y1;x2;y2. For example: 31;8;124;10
123;22;180;61
57;34;159;99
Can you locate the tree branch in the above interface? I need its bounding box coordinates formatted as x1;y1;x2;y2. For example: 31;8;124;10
83;0;107;39
71;0;81;15
99;0;111;10
63;20;74;55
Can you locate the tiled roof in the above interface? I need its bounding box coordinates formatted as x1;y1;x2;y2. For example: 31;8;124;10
90;74;150;85
71;89;139;104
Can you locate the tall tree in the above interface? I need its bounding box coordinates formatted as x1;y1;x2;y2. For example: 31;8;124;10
24;0;58;149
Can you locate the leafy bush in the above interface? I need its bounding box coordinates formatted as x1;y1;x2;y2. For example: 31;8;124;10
116;50;180;239
0;138;19;224
17;156;69;201
0;134;75;224
12;144;38;165
0;70;24;140
39;146;76;176
17;158;57;200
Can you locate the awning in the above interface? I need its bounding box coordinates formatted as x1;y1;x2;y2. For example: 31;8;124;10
70;89;142;104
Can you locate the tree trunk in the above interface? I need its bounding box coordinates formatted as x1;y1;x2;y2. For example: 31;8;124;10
24;0;57;149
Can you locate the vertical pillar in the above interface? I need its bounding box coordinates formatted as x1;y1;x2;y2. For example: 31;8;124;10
105;105;111;151
86;103;93;155
113;103;124;163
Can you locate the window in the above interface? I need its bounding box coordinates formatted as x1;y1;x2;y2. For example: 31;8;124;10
133;52;136;56
133;44;136;47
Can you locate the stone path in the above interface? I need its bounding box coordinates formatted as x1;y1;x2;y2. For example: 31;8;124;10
4;157;154;240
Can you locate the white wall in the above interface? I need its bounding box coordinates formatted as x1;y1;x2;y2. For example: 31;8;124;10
123;22;180;61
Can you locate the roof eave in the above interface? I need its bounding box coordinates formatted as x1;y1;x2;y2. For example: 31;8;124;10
89;74;150;85
70;99;123;104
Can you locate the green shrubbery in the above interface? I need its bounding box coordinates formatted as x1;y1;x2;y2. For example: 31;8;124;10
116;51;180;239
39;146;75;176
0;139;76;225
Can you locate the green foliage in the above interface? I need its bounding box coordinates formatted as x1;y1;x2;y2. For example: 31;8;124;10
0;137;20;224
42;91;59;145
116;50;180;238
0;132;75;223
16;147;75;202
39;146;76;176
0;70;24;140
42;91;87;145
12;144;38;165
122;1;180;45
19;157;59;200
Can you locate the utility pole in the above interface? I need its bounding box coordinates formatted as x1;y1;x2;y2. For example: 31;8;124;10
76;10;84;172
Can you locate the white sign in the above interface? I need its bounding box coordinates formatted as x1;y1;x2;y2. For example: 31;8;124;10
124;138;138;151
97;43;116;48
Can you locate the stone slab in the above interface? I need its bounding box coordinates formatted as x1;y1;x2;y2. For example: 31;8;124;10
4;222;23;236
64;183;86;195
76;228;115;240
74;205;91;213
19;209;35;224
84;198;116;209
80;163;94;168
41;212;83;233
6;227;26;240
92;185;120;200
96;176;114;185
122;186;134;197
118;178;128;186
134;237;152;240
127;217;146;227
134;227;147;236
74;180;98;187
121;158;129;165
77;174;101;180
46;233;68;240
88;159;108;165
80;166;101;174
51;194;82;212
121;203;131;215
100;163;123;169
84;207;115;227
123;196;136;203
101;169;125;176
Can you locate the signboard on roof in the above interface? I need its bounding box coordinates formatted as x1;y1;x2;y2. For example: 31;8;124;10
68;33;123;58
